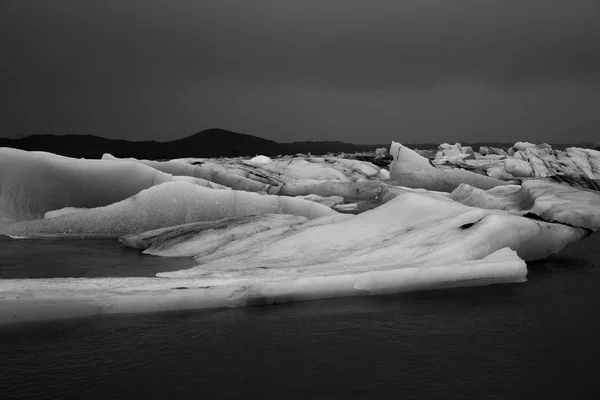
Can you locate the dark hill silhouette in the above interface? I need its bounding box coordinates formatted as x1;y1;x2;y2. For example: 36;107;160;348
164;128;283;158
0;129;593;159
0;129;393;159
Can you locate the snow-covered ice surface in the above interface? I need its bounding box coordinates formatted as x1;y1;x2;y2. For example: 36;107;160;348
1;144;599;324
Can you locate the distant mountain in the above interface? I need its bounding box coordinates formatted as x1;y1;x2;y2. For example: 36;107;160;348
0;129;594;159
0;129;391;159
165;128;283;158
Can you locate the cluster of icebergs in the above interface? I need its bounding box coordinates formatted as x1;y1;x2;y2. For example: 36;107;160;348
1;142;599;324
432;141;600;191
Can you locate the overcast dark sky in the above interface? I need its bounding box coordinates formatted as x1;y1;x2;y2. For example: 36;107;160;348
1;0;599;144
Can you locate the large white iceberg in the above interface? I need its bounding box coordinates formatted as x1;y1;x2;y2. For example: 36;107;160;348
2;186;590;324
437;142;600;187
103;154;387;190
449;180;600;231
1;146;597;325
389;142;510;192
0;248;525;324
0;148;173;222
0;181;337;237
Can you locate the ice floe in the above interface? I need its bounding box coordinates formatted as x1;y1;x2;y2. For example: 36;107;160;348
433;142;600;190
389;142;511;192
1;143;599;324
449;180;600;231
0;181;337;237
0;148;172;222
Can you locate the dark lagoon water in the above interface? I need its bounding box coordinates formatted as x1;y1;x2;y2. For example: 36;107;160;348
1;234;600;399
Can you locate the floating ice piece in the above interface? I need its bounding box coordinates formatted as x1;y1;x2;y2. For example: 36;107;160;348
154;190;584;284
389;142;510;192
3;188;589;324
504;159;533;178
106;154;384;186
269;180;384;202
378;169;390;181
0;148;173;222
512;142;537;152
468;144;600;186
0;181;337;237
120;214;308;257
103;154;388;201
449;180;600;231
44;207;89;219
102;154;270;192
0;247;525;324
249;155;273;164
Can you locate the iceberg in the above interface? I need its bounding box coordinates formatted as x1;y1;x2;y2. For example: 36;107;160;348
0;148;173;222
248;155;273;164
0;181;337;237
103;154;386;188
0;146;596;325
120;214;309;257
3;186;590;324
430;142;600;191
102;154;272;192
0;248;524;324
389;142;510;192
449;180;600;231
151;190;585;277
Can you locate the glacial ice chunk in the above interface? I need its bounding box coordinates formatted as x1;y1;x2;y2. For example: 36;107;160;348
389;142;510;192
0;247;525;324
449;180;600;231
2;185;589;324
0;181;338;237
249;155;273;164
0;148;173;222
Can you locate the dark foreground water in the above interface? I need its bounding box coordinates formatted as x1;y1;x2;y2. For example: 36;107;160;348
1;235;600;399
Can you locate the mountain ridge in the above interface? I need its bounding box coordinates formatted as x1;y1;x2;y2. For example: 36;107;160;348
0;128;594;159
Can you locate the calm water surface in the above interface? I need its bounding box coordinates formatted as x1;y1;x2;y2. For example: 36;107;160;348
1;234;599;399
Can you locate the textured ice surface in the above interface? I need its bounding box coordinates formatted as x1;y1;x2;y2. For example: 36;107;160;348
102;154;270;192
1;148;595;324
249;155;273;164
151;190;584;282
0;148;173;222
0;181;337;237
389;142;510;192
120;214;309;257
5;186;586;323
0;248;525;324
449;180;600;231
44;207;89;219
104;154;385;188
102;153;393;202
435;143;600;186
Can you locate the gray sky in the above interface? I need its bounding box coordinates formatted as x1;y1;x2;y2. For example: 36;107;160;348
1;0;599;144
